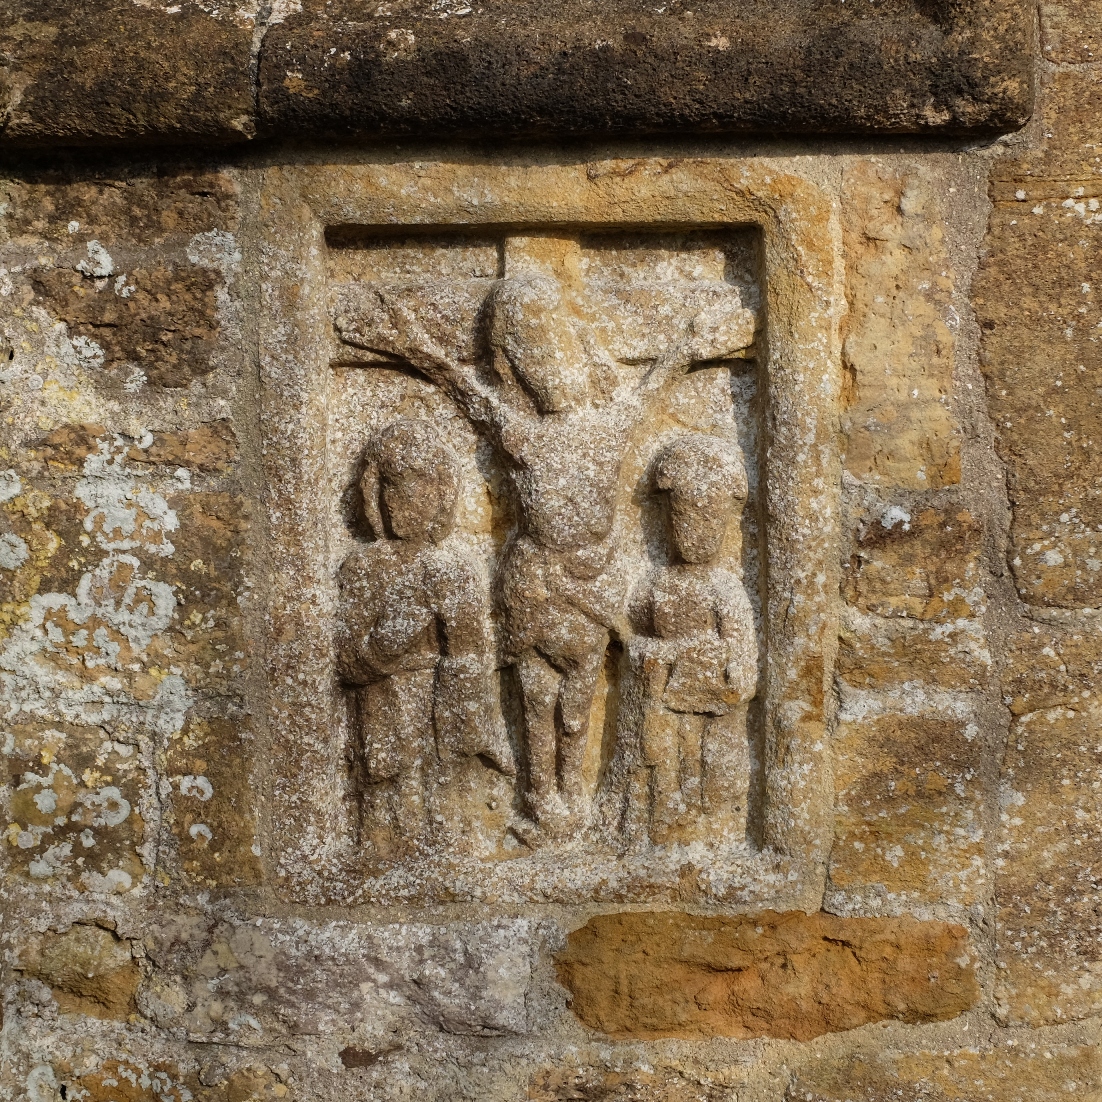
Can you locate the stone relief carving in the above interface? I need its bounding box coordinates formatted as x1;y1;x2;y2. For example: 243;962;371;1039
335;419;512;858
331;234;760;859
602;435;757;849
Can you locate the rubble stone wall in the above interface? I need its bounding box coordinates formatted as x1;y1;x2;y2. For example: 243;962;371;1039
3;2;1102;1100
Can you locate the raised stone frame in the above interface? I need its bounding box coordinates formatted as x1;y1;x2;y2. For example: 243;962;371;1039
258;158;841;908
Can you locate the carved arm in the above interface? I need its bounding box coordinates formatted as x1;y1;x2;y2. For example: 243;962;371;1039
716;572;759;702
334;285;497;422
638;299;758;402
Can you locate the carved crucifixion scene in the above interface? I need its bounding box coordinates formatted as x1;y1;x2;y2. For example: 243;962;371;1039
326;231;762;866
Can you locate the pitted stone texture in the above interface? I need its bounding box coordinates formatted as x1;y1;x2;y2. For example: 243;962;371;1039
975;186;1102;608
47;1059;290;1102
1003;620;1102;716
142;915;536;1039
990;68;1102;186
997;702;1102;1024
164;715;261;887
0;159;255;894
841;163;960;490
2;170;239;248
18;921;140;1020
837;610;990;693
555;910;979;1041
3;721;146;891
528;1066;730;1102
838;505;988;692
3;167;240;391
259;161;840;906
843;507;983;622
258;0;1033;141
1042;0;1102;62
31;264;222;389
828;712;988;911
789;1044;1102;1102
0;0;256;147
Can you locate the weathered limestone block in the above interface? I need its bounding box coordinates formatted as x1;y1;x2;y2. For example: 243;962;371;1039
528;1066;733;1102
3;721;146;891
43;1058;291;1102
843;507;983;622
828;713;987;911
1003;620;1102;716
837;610;990;693
30;264;223;389
258;0;1034;142
789;1043;1102;1102
2;3;1097;1088
0;164;258;903
996;702;1102;1024
259;160;840;909
841;163;959;490
0;0;256;146
990;68;1102;187
974;190;1102;608
2;170;239;247
140;915;537;1039
163;715;261;886
1041;0;1102;63
555;910;979;1041
838;505;989;692
17;921;141;1020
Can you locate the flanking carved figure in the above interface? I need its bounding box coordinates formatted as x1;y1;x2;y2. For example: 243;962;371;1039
335;418;512;860
604;434;758;848
336;274;756;841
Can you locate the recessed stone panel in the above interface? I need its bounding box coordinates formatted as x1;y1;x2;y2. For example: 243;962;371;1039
258;160;841;907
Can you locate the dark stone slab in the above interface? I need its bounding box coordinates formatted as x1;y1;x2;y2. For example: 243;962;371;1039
0;0;256;147
0;0;1034;147
258;0;1034;141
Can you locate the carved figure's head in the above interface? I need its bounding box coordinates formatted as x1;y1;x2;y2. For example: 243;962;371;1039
361;418;460;545
654;435;748;565
487;275;589;413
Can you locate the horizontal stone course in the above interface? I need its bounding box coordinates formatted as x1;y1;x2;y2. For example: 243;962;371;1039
555;910;979;1040
0;0;1034;147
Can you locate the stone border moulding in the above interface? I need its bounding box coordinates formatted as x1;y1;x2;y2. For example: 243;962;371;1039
0;0;1034;148
257;157;842;908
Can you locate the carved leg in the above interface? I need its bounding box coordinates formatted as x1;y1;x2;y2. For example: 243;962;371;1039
642;705;680;845
701;706;751;835
557;638;607;815
515;650;563;826
391;669;435;856
678;712;704;820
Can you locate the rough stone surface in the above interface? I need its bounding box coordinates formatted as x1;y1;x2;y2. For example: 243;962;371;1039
841;164;960;490
6;1;1102;1097
974;178;1102;609
17;922;140;1019
996;703;1102;1025
0;0;257;147
259;0;1034;142
789;1044;1102;1102
0;0;1034;147
828;713;987;910
1042;0;1102;63
555;910;979;1041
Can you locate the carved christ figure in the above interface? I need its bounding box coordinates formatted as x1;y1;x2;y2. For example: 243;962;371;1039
336;274;756;837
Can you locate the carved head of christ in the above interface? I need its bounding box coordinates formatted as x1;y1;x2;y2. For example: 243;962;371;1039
487;274;590;414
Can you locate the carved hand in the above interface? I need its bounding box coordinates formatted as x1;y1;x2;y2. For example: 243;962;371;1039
683;301;757;363
334;286;405;356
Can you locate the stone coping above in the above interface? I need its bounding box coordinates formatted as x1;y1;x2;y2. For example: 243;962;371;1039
0;0;1034;149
